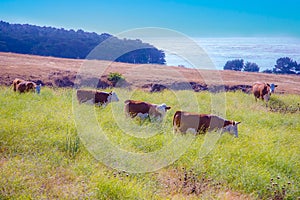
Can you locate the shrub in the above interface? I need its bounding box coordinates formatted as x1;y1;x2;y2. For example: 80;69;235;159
243;62;260;72
272;57;299;74
223;59;244;71
107;72;125;86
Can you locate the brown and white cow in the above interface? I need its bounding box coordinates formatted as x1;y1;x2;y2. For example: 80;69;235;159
124;100;171;121
173;111;241;137
76;89;119;106
252;82;277;102
12;78;25;92
16;81;37;93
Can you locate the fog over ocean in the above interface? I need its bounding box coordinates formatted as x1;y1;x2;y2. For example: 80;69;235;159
164;37;300;71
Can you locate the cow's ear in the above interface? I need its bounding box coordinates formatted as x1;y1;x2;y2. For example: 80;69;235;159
166;106;171;110
266;83;270;87
275;85;278;87
236;121;241;125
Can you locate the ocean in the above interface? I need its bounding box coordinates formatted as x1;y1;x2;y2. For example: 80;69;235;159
163;37;300;71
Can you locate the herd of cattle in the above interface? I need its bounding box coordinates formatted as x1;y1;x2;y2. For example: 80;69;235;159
13;78;277;138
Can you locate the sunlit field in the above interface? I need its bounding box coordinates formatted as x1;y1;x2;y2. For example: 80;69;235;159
1;87;299;199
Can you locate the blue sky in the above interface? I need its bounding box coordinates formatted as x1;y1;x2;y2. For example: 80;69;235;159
0;0;300;37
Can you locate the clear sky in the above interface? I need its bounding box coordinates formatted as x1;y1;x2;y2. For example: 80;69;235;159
0;0;300;37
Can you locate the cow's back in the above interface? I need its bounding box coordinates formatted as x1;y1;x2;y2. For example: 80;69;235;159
126;100;150;114
77;89;97;103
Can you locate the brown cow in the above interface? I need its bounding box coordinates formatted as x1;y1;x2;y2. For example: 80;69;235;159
76;89;119;106
252;82;277;102
16;81;36;93
173;111;241;137
124;100;171;121
12;78;24;92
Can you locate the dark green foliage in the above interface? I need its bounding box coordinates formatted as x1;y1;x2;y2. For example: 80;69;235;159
273;57;299;74
243;62;260;72
223;59;244;71
108;72;125;86
263;57;300;75
0;21;165;64
262;69;273;74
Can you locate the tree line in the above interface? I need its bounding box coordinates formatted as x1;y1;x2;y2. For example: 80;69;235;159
0;21;166;64
223;57;300;75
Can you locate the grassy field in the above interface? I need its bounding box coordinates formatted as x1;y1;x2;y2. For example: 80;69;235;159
0;86;299;199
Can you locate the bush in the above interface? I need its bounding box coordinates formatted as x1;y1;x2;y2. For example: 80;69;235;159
261;69;273;74
107;72;125;86
243;62;260;72
273;57;299;74
223;59;244;71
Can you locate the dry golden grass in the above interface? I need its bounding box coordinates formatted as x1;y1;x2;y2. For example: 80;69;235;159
1;52;300;94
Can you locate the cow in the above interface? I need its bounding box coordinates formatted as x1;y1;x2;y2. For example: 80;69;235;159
12;78;24;92
16;81;37;93
173;111;241;137
124;100;171;121
76;89;119;107
252;82;277;102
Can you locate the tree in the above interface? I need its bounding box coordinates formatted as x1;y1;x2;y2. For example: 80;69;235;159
223;59;244;71
243;62;260;72
272;57;298;74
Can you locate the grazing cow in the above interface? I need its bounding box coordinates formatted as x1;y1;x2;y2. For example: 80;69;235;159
76;89;119;106
124;100;171;121
16;81;37;93
173;111;241;137
252;82;277;102
12;78;24;92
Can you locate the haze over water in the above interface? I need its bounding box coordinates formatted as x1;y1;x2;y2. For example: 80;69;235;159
165;37;300;71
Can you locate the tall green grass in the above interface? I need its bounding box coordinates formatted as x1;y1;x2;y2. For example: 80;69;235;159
0;87;299;199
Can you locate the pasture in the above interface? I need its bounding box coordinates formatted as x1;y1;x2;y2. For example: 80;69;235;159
0;87;299;199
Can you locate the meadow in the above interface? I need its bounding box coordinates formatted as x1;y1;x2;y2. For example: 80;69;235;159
0;86;299;199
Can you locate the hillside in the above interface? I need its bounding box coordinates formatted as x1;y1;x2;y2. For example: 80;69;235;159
0;21;165;64
1;52;300;94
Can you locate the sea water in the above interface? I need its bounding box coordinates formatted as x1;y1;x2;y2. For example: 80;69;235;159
164;37;300;71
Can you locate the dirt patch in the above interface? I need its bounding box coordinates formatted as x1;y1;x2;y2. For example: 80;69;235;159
1;52;300;94
158;168;254;199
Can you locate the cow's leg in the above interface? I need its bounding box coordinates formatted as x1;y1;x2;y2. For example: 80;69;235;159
130;112;137;118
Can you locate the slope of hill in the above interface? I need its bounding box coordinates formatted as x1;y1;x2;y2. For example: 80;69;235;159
1;52;300;94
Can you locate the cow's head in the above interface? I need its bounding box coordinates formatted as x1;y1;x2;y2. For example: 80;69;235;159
269;83;278;93
222;121;241;137
156;103;171;115
107;91;119;102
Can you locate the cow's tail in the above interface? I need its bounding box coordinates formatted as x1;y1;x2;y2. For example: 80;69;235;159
172;111;181;131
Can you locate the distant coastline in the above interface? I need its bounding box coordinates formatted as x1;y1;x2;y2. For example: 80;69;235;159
164;37;300;71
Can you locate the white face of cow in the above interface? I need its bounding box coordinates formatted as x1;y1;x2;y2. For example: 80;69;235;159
107;92;119;103
155;103;170;116
221;122;240;137
269;83;277;93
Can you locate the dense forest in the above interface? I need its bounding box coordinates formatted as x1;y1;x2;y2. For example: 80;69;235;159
0;21;166;64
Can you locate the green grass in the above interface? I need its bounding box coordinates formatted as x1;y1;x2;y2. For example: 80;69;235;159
0;87;299;199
